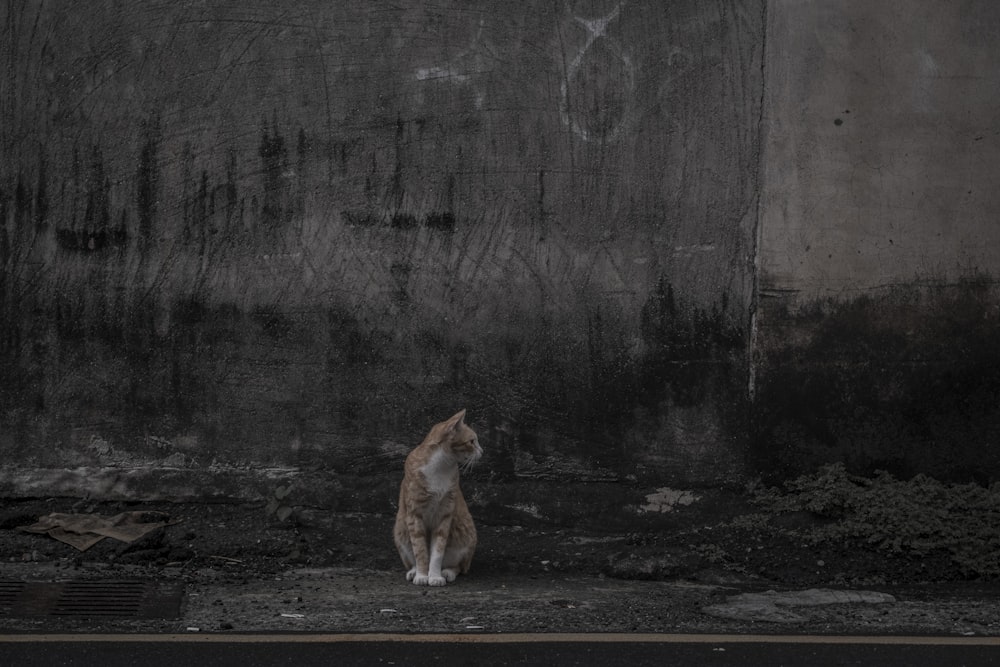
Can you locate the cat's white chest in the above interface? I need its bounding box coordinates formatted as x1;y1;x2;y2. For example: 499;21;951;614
420;451;456;498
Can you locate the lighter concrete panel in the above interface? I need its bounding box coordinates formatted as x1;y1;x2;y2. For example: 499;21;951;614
760;0;1000;300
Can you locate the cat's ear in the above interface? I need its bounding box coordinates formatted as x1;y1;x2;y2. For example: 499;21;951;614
444;409;467;432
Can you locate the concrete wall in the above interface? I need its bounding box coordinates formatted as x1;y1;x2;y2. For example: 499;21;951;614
754;0;1000;482
0;1;762;521
759;0;1000;297
2;0;999;519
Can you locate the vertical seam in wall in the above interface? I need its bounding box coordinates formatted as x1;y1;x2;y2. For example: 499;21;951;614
747;0;770;402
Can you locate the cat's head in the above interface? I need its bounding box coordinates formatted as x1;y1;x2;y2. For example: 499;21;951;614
438;409;482;470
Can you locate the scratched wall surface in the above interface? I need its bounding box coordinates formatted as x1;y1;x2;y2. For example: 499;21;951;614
754;0;1000;482
0;2;763;509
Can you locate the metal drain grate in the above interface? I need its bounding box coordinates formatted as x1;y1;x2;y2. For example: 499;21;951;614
0;580;184;619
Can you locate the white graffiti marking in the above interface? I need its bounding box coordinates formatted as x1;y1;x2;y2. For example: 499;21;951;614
560;1;635;142
412;18;487;109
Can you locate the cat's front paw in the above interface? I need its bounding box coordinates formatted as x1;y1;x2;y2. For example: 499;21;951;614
406;568;417;582
427;575;447;587
412;574;430;586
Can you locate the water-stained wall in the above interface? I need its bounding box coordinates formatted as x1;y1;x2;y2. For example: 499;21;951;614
10;0;998;514
0;1;763;515
755;0;1000;483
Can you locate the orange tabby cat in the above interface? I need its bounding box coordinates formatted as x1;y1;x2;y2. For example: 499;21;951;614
393;409;482;586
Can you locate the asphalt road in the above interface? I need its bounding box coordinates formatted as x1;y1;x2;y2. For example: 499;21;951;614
1;634;998;667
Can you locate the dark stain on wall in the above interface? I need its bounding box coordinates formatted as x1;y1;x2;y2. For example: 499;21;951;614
752;276;1000;485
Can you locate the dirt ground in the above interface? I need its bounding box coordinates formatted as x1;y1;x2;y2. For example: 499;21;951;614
0;492;963;594
1;465;999;635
